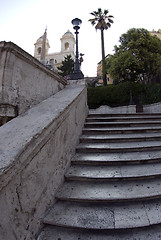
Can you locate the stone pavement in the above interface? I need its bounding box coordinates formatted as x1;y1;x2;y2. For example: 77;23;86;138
37;113;161;240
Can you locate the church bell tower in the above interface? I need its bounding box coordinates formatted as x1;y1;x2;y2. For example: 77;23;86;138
34;29;50;61
60;30;75;56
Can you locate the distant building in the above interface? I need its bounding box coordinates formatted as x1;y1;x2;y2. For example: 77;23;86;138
34;29;75;70
97;57;113;85
149;29;161;40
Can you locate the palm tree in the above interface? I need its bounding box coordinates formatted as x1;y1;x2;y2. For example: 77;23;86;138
89;8;114;86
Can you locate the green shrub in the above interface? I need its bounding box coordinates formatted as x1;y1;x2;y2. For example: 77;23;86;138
143;84;161;104
87;82;161;109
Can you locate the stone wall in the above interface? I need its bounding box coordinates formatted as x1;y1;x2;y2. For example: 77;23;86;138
143;102;161;113
0;84;88;240
90;105;137;114
90;103;161;114
0;41;66;116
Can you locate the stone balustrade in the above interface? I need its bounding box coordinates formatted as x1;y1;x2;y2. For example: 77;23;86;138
0;41;66;119
0;84;88;240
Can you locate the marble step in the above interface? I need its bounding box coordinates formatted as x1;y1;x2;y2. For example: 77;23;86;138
43;199;161;230
38;224;161;240
56;178;161;202
86;116;161;122
76;141;161;153
88;113;161;118
37;113;161;240
82;126;161;134
84;121;161;128
65;162;161;181
73;150;161;165
80;132;161;143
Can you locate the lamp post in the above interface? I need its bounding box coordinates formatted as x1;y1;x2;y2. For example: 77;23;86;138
70;18;84;80
129;79;134;105
126;70;134;105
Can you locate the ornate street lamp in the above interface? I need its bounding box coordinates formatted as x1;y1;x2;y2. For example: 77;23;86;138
70;18;84;80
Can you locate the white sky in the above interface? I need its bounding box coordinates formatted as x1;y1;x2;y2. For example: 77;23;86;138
0;0;161;77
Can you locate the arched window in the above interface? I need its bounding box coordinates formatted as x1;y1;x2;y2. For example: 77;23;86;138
65;42;69;50
49;59;54;64
37;47;41;54
55;59;57;63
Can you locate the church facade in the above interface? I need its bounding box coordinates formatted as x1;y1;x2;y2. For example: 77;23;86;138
34;30;75;70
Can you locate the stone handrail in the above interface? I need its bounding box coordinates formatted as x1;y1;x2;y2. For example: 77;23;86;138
0;41;67;116
0;84;88;240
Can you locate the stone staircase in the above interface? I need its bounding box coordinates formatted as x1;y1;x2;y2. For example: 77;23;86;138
38;113;161;240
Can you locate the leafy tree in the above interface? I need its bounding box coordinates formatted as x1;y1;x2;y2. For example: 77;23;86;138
106;28;161;83
89;8;114;86
58;55;74;77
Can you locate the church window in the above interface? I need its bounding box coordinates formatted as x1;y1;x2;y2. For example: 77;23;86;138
37;47;41;54
49;59;54;64
65;42;69;50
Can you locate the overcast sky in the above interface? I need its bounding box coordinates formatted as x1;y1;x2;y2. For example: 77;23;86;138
0;0;161;76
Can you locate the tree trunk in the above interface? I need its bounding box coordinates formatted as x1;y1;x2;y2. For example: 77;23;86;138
101;29;107;86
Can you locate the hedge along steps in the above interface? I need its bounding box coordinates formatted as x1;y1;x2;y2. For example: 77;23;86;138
87;82;161;109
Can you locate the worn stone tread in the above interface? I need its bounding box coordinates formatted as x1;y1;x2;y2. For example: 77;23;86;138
76;140;161;153
73;150;161;164
38;224;161;240
56;178;161;202
65;162;161;180
88;113;161;117
86;116;161;122
84;121;161;128
80;132;161;143
82;126;161;134
43;200;161;230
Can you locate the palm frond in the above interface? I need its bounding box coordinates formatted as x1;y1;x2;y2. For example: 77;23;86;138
89;8;114;30
104;9;109;15
98;8;102;13
90;12;95;16
108;19;114;24
90;20;96;26
108;15;114;18
90;12;97;16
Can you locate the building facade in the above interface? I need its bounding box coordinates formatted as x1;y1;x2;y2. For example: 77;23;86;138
34;30;75;70
149;29;161;40
97;58;113;85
